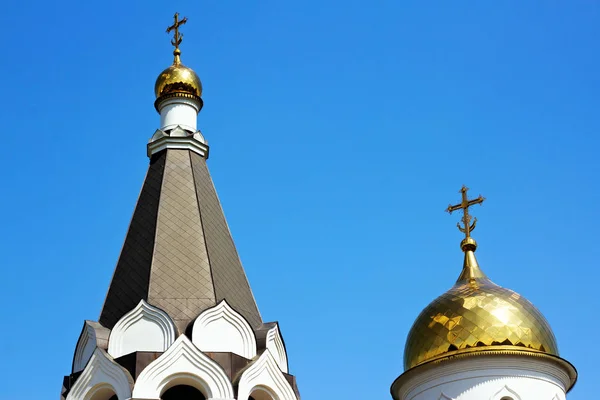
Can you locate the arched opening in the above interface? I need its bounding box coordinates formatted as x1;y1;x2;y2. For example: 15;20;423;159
161;385;206;400
86;386;118;400
250;386;277;400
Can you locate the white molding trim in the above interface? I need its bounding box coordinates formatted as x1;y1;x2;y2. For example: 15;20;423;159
132;334;235;400
108;300;176;359
192;300;257;360
67;348;133;400
147;127;209;158
237;350;297;400
265;324;288;373
491;385;521;400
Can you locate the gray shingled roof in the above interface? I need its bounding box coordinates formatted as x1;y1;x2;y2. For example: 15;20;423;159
99;149;262;332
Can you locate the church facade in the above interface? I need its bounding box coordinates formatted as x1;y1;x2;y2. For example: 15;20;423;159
61;14;577;400
61;14;299;400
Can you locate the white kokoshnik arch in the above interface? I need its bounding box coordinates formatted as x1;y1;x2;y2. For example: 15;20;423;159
192;299;257;360
237;350;297;400
264;324;288;374
67;348;133;400
132;334;235;400
108;299;176;358
491;385;521;400
73;321;110;373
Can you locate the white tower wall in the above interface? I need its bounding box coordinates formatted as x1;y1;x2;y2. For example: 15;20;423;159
158;97;201;132
393;355;572;400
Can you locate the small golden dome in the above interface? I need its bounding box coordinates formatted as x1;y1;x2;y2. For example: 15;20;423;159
154;52;202;99
403;239;558;370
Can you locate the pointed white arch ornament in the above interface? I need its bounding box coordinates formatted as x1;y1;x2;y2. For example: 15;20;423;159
438;393;454;400
192;300;257;359
132;334;235;400
264;324;288;374
491;385;521;400
108;299;176;358
73;321;109;373
67;348;133;400
237;350;297;400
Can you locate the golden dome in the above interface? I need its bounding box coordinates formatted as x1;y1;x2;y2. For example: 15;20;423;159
154;52;202;100
403;238;558;370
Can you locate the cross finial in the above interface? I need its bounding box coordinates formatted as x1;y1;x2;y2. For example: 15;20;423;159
166;12;188;64
446;186;485;241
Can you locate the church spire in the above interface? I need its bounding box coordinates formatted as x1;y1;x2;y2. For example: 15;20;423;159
98;15;261;333
62;14;300;400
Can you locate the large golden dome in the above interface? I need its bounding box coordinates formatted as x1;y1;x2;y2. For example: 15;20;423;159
403;237;558;370
154;51;202;100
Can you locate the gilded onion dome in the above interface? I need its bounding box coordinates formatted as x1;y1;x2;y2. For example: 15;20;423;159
155;49;202;100
403;236;559;370
403;186;565;372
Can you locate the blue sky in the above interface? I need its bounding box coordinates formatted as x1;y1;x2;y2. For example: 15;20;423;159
1;1;599;398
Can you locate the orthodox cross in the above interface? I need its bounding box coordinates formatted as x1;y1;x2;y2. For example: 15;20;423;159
446;186;485;238
166;12;188;51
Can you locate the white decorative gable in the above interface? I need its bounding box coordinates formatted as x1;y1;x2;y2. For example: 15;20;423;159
132;334;235;399
67;348;133;400
265;324;288;373
237;350;297;400
147;126;209;158
491;385;521;400
192;300;257;359
108;300;176;358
